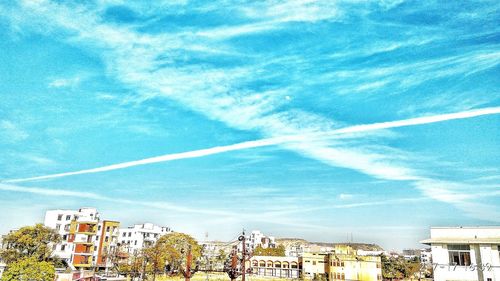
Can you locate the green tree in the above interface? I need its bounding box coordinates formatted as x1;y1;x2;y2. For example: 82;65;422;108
144;242;170;281
381;254;420;280
253;245;285;256
156;232;202;274
1;257;55;281
0;223;61;264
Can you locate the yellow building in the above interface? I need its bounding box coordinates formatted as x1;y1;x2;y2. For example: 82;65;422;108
96;220;120;269
300;252;328;279
326;246;382;281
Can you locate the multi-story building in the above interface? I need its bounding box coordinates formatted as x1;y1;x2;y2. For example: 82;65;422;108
301;252;328;279
118;223;172;254
242;230;276;253
421;226;500;281
44;207;120;271
95;220;120;270
250;256;301;278
420;248;432;265
326;246;382;281
297;246;382;281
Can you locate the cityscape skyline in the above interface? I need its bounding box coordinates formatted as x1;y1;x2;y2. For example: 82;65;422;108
0;0;499;251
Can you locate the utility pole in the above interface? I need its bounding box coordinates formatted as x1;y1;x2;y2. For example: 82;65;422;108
184;245;193;281
240;230;246;281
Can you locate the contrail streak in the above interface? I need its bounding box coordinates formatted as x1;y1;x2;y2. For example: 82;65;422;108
3;107;499;183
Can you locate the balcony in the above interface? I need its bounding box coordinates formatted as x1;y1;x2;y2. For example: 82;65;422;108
73;255;93;267
76;223;97;234
74;244;94;255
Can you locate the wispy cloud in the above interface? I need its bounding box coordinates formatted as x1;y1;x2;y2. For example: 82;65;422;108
0;120;29;142
4;107;498;183
0;183;231;216
48;75;82;88
1;0;498;228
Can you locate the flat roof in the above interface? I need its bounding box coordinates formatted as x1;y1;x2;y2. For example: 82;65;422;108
430;226;500;229
420;238;500;245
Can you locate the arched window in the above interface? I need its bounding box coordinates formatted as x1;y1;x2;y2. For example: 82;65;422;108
291;262;298;269
259;261;266;267
282;262;289;268
252;260;258;267
274;261;281;268
267;261;273;268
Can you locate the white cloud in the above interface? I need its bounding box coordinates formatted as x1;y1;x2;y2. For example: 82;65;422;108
48;76;81;88
2;0;499;223
5;107;498;183
0;120;29;141
338;193;354;200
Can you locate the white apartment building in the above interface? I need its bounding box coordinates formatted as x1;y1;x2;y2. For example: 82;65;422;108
118;223;172;254
421;226;500;281
45;207;99;264
242;230;276;253
420;248;432;265
44;207;120;270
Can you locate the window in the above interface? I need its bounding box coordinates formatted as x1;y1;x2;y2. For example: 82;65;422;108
56;224;61;230
64;224;70;231
135;241;137;245
340;261;344;267
313;261;316;265
128;233;132;237
105;237;109;242
98;225;101;231
448;245;471;266
106;226;110;232
57;214;63;221
63;234;67;240
61;245;66;251
341;273;345;280
66;215;71;220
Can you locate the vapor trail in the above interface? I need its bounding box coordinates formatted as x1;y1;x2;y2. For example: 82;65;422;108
4;107;499;183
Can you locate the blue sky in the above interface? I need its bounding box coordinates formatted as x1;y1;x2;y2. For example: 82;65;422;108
0;0;499;250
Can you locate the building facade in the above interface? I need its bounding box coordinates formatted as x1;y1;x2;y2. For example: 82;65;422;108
95;220;120;269
250;256;301;278
326;248;382;281
242;230;276;253
420;248;432;265
421;226;500;281
44;207;120;270
118;223;172;254
301;252;328;279
300;246;382;281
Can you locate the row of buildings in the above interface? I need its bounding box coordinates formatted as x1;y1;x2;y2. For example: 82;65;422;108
249;245;383;281
1;206;499;281
43;207;172;271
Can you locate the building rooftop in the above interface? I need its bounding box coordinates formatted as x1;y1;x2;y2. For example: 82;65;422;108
420;237;500;245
